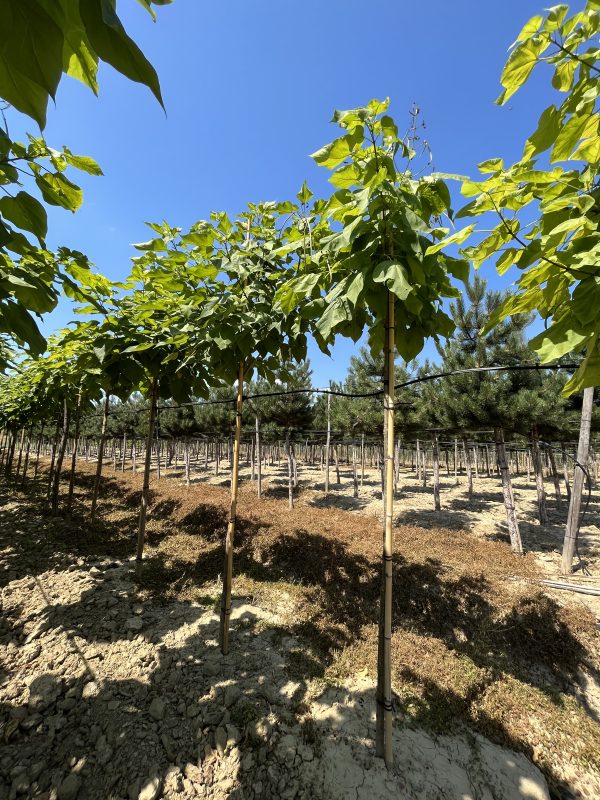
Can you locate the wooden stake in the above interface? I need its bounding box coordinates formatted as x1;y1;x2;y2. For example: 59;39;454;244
220;362;244;655
562;386;594;574
494;427;523;555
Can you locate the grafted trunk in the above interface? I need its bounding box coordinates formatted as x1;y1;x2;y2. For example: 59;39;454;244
494;427;523;555
562;387;594;575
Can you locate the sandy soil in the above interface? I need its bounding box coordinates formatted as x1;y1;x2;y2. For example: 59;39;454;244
0;455;598;800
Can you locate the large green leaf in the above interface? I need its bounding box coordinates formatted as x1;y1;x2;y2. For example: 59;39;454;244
0;0;64;127
0;192;48;241
35;173;83;211
79;0;164;108
497;36;550;104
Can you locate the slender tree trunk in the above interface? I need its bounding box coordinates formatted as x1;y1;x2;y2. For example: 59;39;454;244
46;418;60;500
376;290;395;769
360;433;365;488
20;427;33;489
562;387;594;574
33;422;44;479
547;445;562;509
51;400;71;515
562;444;571;501
255;416;262;499
91;394;110;521
220;362;244;655
286;429;294;509
15;428;26;481
185;437;191;487
352;445;358;498
494;427;523;554
531;425;548;524
454;437;459;484
324;392;331;496
136;378;159;572
462;438;473;500
432;432;441;511
66;391;83;518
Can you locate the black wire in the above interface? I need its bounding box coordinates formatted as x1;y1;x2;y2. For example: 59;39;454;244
53;361;581;420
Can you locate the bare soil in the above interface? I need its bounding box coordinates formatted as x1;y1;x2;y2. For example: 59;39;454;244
0;454;598;800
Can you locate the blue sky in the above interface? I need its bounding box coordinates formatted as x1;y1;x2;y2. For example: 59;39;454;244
14;0;556;387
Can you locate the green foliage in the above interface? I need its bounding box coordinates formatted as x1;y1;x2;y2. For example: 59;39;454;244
276;99;468;362
0;0;165;129
0;0;167;369
455;1;600;395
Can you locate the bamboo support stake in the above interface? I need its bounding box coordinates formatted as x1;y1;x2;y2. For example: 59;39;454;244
136;378;159;572
220;362;245;656
562;386;594;574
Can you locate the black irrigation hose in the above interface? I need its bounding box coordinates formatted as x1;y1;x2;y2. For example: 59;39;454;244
51;360;582;420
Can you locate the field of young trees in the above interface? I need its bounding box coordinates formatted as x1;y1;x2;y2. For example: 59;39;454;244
0;2;599;800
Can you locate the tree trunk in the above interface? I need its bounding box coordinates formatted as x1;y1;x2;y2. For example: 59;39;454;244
462;438;473;500
20;427;33;489
494;427;523;555
136;378;159;572
376;290;395;769
91;394;110;521
185;437;191;487
66;391;83;518
33;422;44;479
531;425;548;524
432;432;441;511
46;418;60;500
51;399;71;515
324;392;331;496
220;362;244;655
286;430;294;509
547;445;562;509
255;417;262;499
562;387;594;574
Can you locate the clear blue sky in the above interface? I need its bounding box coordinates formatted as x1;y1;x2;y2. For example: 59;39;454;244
18;0;555;387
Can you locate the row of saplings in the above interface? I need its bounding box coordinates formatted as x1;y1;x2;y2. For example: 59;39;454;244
0;395;594;577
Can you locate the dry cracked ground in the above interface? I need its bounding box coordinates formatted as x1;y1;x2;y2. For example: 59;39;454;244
0;458;599;800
